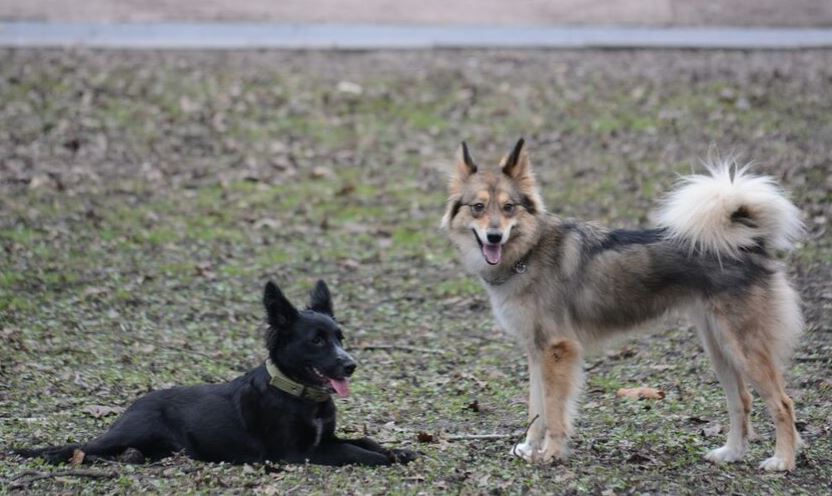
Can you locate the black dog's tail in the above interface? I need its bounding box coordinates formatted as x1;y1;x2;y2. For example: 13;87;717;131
13;444;83;464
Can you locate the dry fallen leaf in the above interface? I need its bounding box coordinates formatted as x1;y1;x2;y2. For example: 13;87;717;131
336;80;363;95
310;166;333;179
70;448;85;465
616;387;666;400
339;259;360;270
194;261;216;280
83;405;125;418
416;431;435;443
82;286;107;299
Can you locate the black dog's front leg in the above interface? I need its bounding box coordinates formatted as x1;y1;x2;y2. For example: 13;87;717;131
302;438;392;466
343;437;417;464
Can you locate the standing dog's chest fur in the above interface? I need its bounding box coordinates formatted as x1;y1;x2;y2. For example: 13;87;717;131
485;277;541;347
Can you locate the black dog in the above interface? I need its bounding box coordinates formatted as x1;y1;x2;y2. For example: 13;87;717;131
16;280;415;466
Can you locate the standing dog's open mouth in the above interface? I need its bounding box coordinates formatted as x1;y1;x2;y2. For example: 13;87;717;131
473;230;502;265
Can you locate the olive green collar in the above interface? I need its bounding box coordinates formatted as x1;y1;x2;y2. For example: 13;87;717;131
265;359;331;402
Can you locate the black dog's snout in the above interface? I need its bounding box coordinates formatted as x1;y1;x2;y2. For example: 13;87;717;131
486;232;502;244
343;361;356;377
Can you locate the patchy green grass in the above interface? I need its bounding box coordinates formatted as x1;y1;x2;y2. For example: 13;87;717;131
1;49;831;495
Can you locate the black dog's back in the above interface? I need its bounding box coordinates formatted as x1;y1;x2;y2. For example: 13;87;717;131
16;280;415;467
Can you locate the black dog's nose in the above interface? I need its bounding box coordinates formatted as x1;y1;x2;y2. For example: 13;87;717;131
486;232;502;244
343;362;356;377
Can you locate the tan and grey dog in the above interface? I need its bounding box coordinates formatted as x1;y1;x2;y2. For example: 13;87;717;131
442;139;804;471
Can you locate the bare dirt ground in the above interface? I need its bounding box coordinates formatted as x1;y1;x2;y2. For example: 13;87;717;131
0;48;831;494
2;0;832;27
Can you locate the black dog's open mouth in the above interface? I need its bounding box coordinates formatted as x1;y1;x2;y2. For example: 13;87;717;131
309;367;351;398
473;229;502;266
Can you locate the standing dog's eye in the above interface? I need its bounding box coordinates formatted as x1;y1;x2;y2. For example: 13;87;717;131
503;203;515;214
311;336;324;346
470;203;486;215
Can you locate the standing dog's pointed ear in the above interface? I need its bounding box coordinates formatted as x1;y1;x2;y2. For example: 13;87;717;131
442;142;478;229
264;281;299;329
457;141;477;177
308;279;334;317
501;138;529;179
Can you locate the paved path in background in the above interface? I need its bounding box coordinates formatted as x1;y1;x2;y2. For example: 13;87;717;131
3;23;832;49
2;0;832;27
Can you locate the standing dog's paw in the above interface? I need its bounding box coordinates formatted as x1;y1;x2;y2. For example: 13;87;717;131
511;442;536;463
704;445;746;464
533;434;567;464
388;448;418;464
759;456;794;472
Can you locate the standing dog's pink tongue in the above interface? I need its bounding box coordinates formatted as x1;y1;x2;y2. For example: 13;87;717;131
482;244;502;265
328;377;351;398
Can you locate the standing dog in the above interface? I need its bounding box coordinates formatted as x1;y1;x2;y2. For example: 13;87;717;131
442;139;804;471
16;280;416;466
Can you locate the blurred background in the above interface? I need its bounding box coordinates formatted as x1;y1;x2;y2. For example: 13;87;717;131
2;1;831;495
3;0;832;26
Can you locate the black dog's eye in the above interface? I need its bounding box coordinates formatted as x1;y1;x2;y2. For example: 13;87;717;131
503;203;515;214
470;203;485;215
311;336;325;346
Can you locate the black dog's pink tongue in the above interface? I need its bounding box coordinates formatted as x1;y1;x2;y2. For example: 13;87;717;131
328;377;350;398
482;244;502;265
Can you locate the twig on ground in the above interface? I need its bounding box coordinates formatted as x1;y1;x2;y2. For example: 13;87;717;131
352;344;444;354
117;323;217;359
445;432;524;441
9;469;117;488
794;355;828;363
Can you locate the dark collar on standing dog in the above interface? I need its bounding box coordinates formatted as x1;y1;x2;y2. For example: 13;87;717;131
482;256;529;286
265;359;331;402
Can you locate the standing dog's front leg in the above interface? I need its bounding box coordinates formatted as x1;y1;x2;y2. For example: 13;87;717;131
512;353;546;461
535;337;584;463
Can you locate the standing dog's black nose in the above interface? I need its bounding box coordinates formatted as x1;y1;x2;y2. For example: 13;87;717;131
487;233;502;244
343;361;356;377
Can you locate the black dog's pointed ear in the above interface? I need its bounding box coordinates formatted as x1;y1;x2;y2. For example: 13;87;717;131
308;280;334;316
263;281;299;329
501;138;528;178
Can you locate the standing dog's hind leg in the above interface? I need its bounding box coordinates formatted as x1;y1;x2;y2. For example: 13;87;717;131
743;347;801;471
535;338;583;463
696;313;753;464
714;289;802;472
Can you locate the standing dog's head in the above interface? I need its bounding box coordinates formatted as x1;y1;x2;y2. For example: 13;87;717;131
441;139;544;271
263;280;356;397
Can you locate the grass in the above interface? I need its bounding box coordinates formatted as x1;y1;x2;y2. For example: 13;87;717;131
1;48;831;495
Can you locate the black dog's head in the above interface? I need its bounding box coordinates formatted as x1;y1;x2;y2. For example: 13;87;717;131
263;280;356;397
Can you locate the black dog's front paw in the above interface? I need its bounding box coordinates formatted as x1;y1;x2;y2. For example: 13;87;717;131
388;448;418;464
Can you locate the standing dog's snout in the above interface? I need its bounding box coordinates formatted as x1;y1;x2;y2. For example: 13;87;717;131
486;232;503;244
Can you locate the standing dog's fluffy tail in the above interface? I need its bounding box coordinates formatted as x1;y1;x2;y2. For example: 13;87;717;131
655;160;803;257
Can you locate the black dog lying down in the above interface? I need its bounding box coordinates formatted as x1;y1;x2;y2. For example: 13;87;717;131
17;280;415;466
